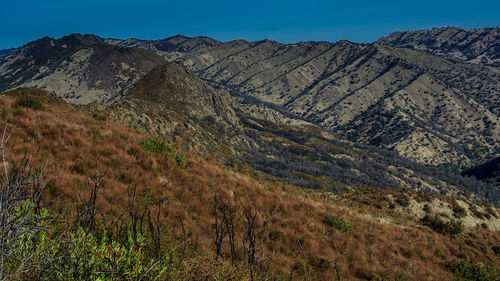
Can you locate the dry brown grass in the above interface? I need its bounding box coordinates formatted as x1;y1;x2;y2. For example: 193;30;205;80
1;88;499;280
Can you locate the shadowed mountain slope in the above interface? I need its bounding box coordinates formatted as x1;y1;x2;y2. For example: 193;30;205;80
463;157;500;186
0;47;16;58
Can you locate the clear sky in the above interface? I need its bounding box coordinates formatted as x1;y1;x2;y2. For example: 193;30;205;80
1;0;499;49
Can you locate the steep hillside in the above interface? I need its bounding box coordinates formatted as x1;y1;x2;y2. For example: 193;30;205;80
377;27;500;66
2;87;500;280
105;35;499;166
84;62;499;204
0;34;165;104
85;61;244;155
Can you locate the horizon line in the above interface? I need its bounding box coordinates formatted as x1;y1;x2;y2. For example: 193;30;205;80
2;25;499;50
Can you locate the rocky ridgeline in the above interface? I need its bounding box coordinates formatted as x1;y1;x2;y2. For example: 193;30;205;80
377;27;500;67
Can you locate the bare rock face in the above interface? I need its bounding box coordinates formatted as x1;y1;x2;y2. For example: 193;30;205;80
0;33;165;104
377;27;500;67
106;35;499;166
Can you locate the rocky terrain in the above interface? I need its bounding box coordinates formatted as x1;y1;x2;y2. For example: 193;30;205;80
377;27;500;66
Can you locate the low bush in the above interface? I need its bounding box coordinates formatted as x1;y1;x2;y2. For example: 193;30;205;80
16;95;43;109
92;112;108;121
141;137;171;154
5;200;170;280
449;259;499;281
174;153;187;168
422;215;463;236
141;137;187;167
322;215;352;232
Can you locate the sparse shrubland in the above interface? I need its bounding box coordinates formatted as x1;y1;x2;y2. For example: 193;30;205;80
449;259;499;281
0;88;499;280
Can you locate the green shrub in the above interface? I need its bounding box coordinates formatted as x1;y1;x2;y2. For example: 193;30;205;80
322;215;352;232
92;112;107;121
12;108;23;116
92;130;108;141
422;215;463;236
141;138;187;168
492;246;500;256
268;230;283;242
16;95;42;109
141;137;171;154
5;200;169;280
174;152;187;168
449;259;499;281
50;228;168;280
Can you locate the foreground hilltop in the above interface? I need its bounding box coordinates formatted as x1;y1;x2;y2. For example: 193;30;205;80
1;87;500;280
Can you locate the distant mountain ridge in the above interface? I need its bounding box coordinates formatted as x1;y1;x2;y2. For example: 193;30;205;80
105;32;499;166
377;27;500;66
87;60;496;202
0;47;17;58
1;29;498;167
0;33;165;104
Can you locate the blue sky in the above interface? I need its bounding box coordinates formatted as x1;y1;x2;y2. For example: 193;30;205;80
0;0;499;49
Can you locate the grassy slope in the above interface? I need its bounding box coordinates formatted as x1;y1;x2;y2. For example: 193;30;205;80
1;88;500;280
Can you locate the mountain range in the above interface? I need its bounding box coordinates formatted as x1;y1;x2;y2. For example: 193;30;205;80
1;26;500;280
1;27;498;168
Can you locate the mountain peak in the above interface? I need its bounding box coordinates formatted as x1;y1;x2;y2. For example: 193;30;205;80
62;33;105;46
127;61;238;125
